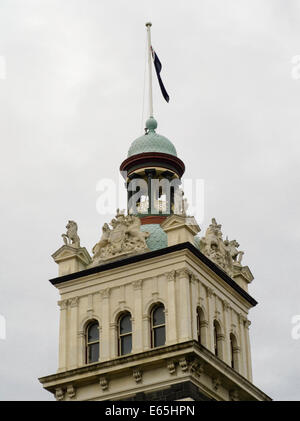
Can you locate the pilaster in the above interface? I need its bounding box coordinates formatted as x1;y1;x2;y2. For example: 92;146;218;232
166;270;177;344
176;268;192;341
69;297;79;369
133;280;143;352
58;299;68;372
100;288;110;361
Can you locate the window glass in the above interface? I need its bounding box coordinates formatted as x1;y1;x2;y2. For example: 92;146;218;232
88;323;99;342
88;342;99;363
121;334;132;355
86;321;100;364
154;326;165;347
153;306;165;326
120;314;131;334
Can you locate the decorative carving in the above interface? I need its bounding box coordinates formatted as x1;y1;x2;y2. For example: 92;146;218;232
176;268;190;279
166;270;176;282
190;360;204;377
100;288;110;299
245;320;251;329
99;376;108;391
229;389;239;401
58;300;68;310
92;210;149;263
132;280;143;290
199;218;247;278
62;221;80;248
133;367;142;383
223;300;230;312
190;273;197;284
207;287;214;298
69;297;79;308
67;385;76;398
55;387;64;401
239;313;247;325
167;360;176;374
212;377;221;391
179;357;188;372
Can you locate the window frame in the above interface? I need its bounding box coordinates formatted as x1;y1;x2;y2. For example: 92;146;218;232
213;320;222;358
85;321;100;364
150;303;166;348
118;312;132;356
230;333;239;370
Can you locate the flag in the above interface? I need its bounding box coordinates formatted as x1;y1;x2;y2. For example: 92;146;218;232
151;47;170;103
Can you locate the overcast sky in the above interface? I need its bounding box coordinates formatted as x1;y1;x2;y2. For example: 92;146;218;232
1;0;300;400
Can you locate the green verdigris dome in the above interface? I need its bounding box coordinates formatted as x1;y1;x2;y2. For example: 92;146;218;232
127;117;177;158
140;224;167;251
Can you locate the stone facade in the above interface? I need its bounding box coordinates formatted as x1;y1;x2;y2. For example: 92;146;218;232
39;238;270;401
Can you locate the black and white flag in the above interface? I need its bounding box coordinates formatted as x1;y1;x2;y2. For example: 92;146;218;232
151;47;170;103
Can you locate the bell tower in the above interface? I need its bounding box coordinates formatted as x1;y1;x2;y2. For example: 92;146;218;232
39;24;270;402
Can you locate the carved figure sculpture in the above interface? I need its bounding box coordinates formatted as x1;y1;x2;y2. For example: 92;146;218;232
92;223;110;257
92;211;149;262
62;220;80;248
174;188;189;216
199;218;245;277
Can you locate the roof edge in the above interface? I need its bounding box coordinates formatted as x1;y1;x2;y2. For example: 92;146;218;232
49;242;257;307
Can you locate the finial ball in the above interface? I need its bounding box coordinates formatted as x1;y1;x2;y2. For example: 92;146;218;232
146;117;157;131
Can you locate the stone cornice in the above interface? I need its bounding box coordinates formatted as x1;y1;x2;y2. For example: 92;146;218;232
49;242;257;307
39;340;271;401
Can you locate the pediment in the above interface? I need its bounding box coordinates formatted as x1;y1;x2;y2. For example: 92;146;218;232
161;214;200;235
233;265;254;283
52;245;92;265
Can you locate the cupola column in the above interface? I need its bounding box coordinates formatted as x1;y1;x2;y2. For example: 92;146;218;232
145;169;156;215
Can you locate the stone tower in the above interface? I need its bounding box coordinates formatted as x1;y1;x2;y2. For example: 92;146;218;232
39;117;270;401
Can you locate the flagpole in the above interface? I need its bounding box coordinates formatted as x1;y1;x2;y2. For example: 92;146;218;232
146;22;153;118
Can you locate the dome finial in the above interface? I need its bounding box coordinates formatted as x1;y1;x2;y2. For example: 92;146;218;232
145;116;157;133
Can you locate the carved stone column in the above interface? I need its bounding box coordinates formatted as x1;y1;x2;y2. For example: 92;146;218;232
166;270;177;344
223;300;231;366
206;287;215;353
142;313;151;350
78;329;85;366
58;299;68;372
190;274;198;341
176;268;192;341
69;297;79;369
238;313;248;378
145;169;156;214
244;319;253;382
100;288;110;361
133;280;143;352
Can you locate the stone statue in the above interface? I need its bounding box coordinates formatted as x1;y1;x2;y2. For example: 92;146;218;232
92;210;149;263
62;220;80;248
174;188;189;216
224;237;244;265
92;223;110;257
199;218;244;276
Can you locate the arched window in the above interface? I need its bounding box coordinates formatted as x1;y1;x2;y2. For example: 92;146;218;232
86;321;99;364
118;313;132;356
213;320;222;358
196;307;205;345
230;333;239;370
151;304;166;348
